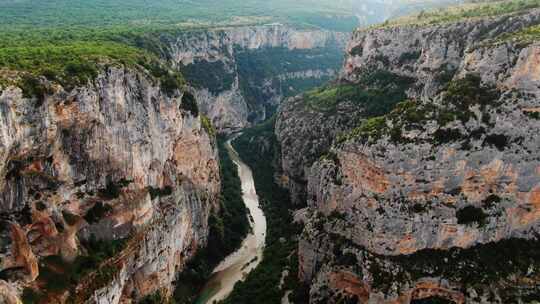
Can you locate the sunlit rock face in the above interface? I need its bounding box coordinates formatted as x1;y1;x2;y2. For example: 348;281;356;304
0;66;220;303
277;8;540;304
165;25;349;133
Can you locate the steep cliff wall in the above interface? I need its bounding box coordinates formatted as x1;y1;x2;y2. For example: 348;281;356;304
164;25;349;132
277;6;540;303
0;66;220;303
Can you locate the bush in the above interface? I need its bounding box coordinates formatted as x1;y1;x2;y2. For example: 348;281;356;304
148;186;173;200
201;115;216;138
84;202;113;224
483;194;501;208
18;74;50;106
98;179;131;200
62;210;79;226
442;74;499;123
21;288;43;304
180;91;199;116
161;72;184;97
434;128;463;144
64;61;98;85
304;70;415;115
484;133;508;151
398;51;421;64
456;206;487;226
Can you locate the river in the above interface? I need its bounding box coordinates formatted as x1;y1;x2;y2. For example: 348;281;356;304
196;139;267;304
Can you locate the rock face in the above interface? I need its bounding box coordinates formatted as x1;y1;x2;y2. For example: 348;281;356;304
0;66;220;303
275;96;365;205
165;25;349;132
342;8;540;99
277;7;540;304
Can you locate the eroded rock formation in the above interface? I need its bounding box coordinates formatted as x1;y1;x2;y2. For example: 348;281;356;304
0;66;220;303
277;7;540;303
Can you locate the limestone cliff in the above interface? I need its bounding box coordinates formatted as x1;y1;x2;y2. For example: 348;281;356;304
277;6;540;303
0;65;220;303
164;25;349;132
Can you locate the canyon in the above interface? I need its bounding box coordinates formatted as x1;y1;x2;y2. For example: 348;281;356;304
1;0;540;303
168;25;349;132
0;22;350;303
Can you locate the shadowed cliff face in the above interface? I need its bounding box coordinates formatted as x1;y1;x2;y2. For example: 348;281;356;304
0;66;220;303
164;25;349;133
277;7;540;304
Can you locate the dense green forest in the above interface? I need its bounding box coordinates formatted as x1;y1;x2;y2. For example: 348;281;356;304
0;0;360;32
0;0;360;90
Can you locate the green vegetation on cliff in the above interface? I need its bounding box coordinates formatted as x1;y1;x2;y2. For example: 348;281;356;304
374;0;540;29
496;24;540;45
368;238;540;302
0;0;359;91
22;237;128;303
341;74;502;145
235;46;344;114
304;70;415;114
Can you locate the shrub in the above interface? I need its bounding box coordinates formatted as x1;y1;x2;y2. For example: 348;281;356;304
336;252;358;266
483;194;501;208
524;110;540;119
147;186;173;200
64;61;98;85
342;116;386;143
434;128;463;144
484;134;508;151
411;203;427;213
35;201;47;211
201;115;216;138
84;202;113;224
398;51;421;64
62;210;79;226
140;292;170;304
180;91;199;116
98;179;131;200
160;72;184;97
456;206;487;226
304;70;414;115
18;74;50;106
442;74;499;122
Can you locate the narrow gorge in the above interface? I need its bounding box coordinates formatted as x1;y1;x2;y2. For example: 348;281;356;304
1;0;540;303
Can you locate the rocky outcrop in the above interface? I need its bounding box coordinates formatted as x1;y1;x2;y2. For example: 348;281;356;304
275;97;365;205
342;8;540;98
0;66;220;303
277;7;540;304
165;25;349;132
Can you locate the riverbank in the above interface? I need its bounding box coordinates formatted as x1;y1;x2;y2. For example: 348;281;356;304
222;118;305;304
196;139;267;303
165;137;251;304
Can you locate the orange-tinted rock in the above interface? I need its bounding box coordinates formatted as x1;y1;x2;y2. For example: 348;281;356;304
10;224;38;282
329;271;370;302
